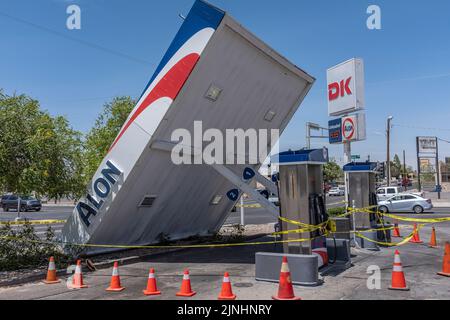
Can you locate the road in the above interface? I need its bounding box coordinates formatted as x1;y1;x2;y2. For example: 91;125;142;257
0;197;347;236
1;196;449;237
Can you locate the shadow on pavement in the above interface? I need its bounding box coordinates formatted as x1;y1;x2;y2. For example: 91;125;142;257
144;236;283;265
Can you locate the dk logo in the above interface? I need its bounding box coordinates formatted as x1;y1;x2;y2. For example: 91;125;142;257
328;77;352;101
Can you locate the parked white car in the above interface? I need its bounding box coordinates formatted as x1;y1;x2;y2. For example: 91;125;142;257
328;187;345;197
378;194;433;214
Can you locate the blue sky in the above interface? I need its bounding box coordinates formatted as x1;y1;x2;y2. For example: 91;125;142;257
1;0;450;167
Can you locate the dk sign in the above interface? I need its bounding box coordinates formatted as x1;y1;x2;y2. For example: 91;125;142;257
327;58;365;117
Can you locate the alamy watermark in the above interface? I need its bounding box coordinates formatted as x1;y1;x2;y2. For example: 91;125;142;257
367;265;381;290
367;5;381;30
170;121;279;165
66;4;81;30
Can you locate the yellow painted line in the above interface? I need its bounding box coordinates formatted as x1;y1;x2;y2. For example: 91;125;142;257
0;220;66;226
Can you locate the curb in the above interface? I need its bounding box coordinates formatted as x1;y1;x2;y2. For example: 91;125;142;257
0;248;184;288
0;233;269;288
432;203;450;208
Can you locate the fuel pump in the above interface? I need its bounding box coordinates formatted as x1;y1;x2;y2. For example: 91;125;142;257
274;148;329;263
255;148;352;286
343;162;386;250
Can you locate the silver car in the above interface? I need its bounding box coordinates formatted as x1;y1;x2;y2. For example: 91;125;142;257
328;187;345;197
377;194;433;214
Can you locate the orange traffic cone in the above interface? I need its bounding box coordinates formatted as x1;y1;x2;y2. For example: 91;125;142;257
70;260;88;289
218;272;236;300
429;227;438;248
106;261;125;292
43;256;61;284
437;242;450;277
392;224;401;238
272;257;301;300
388;250;409;291
409;224;423;244
176;269;196;297
143;268;161;296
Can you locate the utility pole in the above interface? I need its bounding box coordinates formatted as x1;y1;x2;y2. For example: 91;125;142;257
403;150;406;176
306;123;311;149
386;116;393;186
436;138;441;200
403;150;407;191
416;137;422;192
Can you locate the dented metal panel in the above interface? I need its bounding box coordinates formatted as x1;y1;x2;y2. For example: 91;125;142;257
61;0;314;254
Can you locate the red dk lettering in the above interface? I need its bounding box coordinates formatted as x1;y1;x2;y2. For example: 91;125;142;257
328;77;352;101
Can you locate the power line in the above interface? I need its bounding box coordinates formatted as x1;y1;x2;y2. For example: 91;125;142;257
393;124;450;132
48;93;140;103
0;10;151;66
367;72;450;85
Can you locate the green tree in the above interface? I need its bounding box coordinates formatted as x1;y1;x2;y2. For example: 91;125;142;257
42;116;85;202
0;91;84;199
323;160;343;183
83;96;135;183
0;92;47;194
390;154;402;178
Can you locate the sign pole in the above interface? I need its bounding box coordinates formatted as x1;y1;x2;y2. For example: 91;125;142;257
344;141;351;209
240;196;245;226
344;141;351;164
416;137;422;192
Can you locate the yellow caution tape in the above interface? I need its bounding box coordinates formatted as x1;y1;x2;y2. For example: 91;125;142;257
354;224;424;247
278;216;325;229
1;204;448;250
0;220;67;226
0;234;323;250
272;226;323;236
380;212;450;224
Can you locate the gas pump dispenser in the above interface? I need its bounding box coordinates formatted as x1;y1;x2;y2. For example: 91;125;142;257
343;162;384;250
275;148;329;261
255;148;352;285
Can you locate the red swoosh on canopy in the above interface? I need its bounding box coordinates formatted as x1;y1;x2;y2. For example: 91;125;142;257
109;53;200;152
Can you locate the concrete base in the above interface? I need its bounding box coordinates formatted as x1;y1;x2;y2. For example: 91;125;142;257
326;238;351;268
255;252;320;286
355;230;380;251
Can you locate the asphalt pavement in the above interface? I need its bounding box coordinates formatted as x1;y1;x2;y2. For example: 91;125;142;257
1;196;449;238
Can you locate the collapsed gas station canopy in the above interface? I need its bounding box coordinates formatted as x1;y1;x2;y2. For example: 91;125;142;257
61;0;315;254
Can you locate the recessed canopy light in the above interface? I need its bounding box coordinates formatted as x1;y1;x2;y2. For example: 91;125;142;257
205;85;222;101
210;195;223;205
264;110;276;122
139;195;157;207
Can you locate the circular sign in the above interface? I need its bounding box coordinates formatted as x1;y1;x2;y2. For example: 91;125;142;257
342;117;355;141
